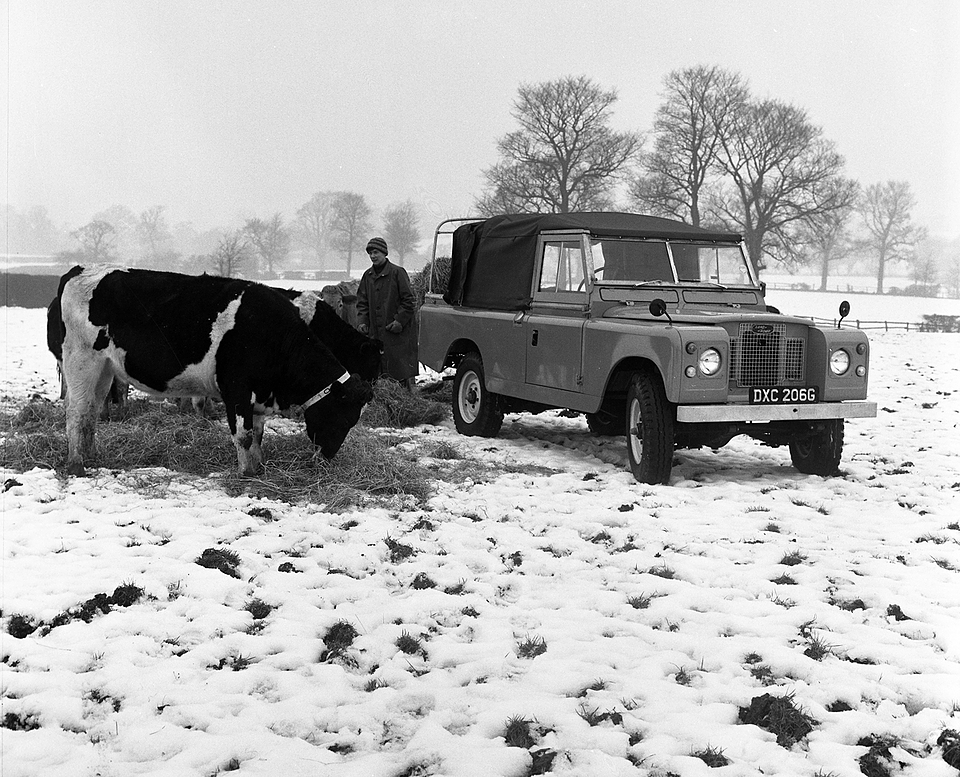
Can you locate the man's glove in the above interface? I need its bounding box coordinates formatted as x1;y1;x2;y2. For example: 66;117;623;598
385;321;403;334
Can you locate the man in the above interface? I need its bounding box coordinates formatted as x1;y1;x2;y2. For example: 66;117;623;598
356;236;418;389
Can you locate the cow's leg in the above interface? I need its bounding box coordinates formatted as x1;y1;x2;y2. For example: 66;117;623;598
251;412;266;468
57;361;67;400
64;357;114;476
226;402;262;476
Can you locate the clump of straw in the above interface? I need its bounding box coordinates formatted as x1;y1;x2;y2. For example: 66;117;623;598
361;378;448;428
1;397;431;509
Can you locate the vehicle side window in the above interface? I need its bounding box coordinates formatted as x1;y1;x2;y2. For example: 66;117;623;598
557;242;585;292
539;243;562;292
539;240;585;294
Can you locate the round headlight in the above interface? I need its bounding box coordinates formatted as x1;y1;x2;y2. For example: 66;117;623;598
698;348;722;376
830;348;850;376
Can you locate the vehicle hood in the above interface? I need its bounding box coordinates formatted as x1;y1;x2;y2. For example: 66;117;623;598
602;306;816;328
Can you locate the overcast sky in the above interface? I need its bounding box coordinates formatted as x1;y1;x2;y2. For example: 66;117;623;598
4;0;959;242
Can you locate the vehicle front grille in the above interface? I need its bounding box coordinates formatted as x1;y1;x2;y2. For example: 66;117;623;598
729;323;806;387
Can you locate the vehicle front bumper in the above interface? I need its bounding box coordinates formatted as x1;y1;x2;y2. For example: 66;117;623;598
676;401;878;423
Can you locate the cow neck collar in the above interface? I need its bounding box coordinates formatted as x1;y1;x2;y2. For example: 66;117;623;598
301;371;351;410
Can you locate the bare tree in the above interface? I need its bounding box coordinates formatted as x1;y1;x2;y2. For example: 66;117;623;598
381;200;421;266
857;181;926;294
629;66;747;226
243;213;290;277
477;75;641;215
329;192;373;275
293;191;337;268
210;231;249;278
93;205;138;260
71;220;117;262
795;179;860;288
136;206;172;268
713;99;855;271
4;205;65;254
941;240;960;298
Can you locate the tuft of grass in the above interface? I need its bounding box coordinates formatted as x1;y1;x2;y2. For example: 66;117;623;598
938;729;960;769
857;734;900;777
803;635;835;661
691;745;729;767
826;700;853;713
771;573;796;585
6;614;38;639
516;634;547;659
244;598;273;620
764;522;781;533
2;711;41;731
628;593;654;610
503;716;536;749
738;692;816;748
395;631;423;655
779;550;807;566
647;564;676;580
917;533;954;545
576;704;623;726
321;620;360;663
410;572;436;590
196;547;241;578
385;536;416;563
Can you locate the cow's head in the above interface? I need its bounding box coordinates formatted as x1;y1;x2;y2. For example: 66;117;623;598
304;374;374;458
356;339;383;383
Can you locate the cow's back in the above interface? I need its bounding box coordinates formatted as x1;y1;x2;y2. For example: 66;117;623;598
61;267;251;396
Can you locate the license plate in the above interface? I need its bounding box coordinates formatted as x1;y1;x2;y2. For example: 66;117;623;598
749;386;818;405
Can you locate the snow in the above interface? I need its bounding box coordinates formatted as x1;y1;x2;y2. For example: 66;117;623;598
2;305;960;776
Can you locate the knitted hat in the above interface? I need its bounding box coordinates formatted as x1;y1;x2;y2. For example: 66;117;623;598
365;236;388;255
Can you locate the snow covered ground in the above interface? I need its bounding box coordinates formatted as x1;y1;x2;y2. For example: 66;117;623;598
2;306;960;776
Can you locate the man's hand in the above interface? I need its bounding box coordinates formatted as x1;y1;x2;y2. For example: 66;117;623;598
385;321;403;334
358;323;369;334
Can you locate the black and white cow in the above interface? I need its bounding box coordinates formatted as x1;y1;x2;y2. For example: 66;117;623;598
277;288;382;382
56;266;373;476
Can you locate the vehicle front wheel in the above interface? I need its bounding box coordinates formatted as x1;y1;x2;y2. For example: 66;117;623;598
452;352;503;437
789;419;844;475
625;372;675;485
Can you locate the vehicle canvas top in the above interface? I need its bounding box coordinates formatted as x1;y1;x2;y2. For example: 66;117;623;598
444;212;742;311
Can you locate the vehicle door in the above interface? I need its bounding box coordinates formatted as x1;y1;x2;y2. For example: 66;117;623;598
524;236;589;392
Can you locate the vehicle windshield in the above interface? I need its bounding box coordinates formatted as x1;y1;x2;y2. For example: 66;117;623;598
589;238;756;287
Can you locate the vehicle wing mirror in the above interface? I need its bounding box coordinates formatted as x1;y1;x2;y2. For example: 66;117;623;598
649;298;674;325
838;300;850;328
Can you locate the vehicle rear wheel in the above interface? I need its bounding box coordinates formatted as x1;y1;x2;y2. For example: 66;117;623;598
452;352;503;437
789;419;844;475
625;372;675;485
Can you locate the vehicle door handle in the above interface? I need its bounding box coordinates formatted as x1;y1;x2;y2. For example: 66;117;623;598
531;329;539;346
